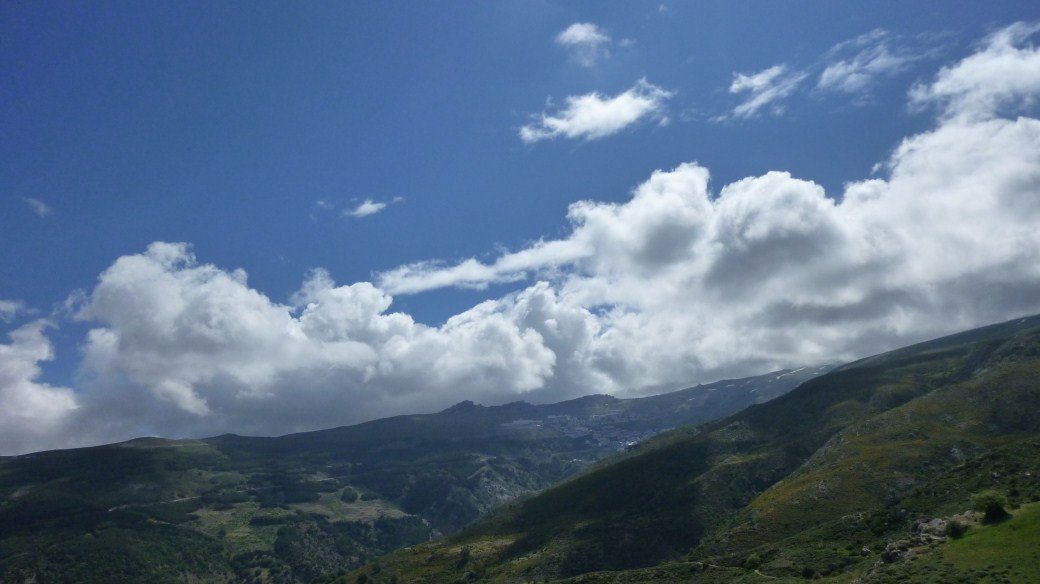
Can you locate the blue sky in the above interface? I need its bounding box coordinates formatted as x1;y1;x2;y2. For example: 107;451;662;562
2;1;1040;454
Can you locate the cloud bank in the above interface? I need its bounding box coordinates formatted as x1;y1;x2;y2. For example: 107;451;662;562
910;22;1040;121
0;321;79;454
57;245;558;446
383;23;1040;393
3;24;1040;455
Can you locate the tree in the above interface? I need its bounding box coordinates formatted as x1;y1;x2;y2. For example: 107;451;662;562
972;489;1010;523
945;518;968;539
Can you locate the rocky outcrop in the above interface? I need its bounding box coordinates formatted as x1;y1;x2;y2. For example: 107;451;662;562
880;516;950;563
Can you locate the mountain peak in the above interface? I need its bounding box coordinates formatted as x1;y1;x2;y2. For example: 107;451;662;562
439;400;482;414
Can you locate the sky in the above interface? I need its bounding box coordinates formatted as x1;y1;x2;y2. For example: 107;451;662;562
2;1;1040;455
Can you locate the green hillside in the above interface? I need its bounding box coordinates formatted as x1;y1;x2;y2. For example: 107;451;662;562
0;367;820;583
345;314;1040;583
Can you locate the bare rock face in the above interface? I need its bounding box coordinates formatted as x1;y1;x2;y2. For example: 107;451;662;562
880;516;949;563
910;516;948;545
880;540;914;563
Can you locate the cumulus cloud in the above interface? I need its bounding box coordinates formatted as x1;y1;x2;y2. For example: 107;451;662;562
0;321;79;454
23;197;51;217
556;22;611;67
722;65;808;120
5;23;1040;455
818;29;916;95
383;22;1040;393
520;80;674;143
46;244;557;450
910;21;1040;121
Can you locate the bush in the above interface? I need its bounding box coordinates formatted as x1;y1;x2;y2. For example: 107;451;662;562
945;519;968;539
971;490;1010;524
249;515;290;526
456;546;471;569
341;488;359;503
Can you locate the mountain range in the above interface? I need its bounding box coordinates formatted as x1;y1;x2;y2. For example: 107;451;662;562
7;313;1040;583
341;314;1040;583
0;362;827;583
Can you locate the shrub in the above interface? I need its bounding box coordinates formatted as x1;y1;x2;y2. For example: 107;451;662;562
945;519;968;539
971;490;1010;524
456;546;471;569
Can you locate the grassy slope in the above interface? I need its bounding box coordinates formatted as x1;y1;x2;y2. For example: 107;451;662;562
943;502;1040;580
345;315;1040;583
546;503;1040;584
865;501;1040;583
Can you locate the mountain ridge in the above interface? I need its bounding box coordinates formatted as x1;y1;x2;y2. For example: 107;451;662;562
344;313;1040;583
0;364;827;583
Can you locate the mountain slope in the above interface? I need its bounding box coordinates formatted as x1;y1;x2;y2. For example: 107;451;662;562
0;367;823;583
347;314;1040;583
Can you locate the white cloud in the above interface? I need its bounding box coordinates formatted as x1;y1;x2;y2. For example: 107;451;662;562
0;300;25;322
520;80;674;143
0;321;80;454
23;197;51;217
556;22;611;67
378;239;588;295
556;22;609;47
910;21;1040;121
724;29;940;116
722;65;808;120
380;22;1040;397
818;29;915;95
5;23;1040;455
345;198;388;218
313;197;401;219
42;244;556;451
